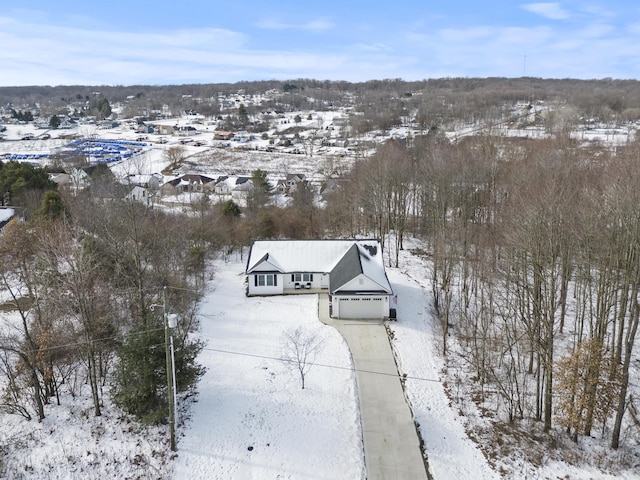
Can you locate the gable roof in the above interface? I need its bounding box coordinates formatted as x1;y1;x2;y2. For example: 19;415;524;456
329;243;393;294
215;175;252;189
246;239;392;294
329;244;362;291
246;252;285;273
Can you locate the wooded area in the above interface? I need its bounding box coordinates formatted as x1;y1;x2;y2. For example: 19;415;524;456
1;77;639;470
322;133;640;454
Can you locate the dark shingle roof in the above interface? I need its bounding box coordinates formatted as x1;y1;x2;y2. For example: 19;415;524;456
329;244;362;293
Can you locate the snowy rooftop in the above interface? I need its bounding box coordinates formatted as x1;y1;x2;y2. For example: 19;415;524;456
0;208;15;223
246;239;385;274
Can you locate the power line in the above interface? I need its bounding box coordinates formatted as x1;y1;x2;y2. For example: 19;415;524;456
0;326;166;356
200;345;442;384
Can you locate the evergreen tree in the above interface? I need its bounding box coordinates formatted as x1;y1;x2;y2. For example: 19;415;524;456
0;160;57;206
247;169;271;213
34;190;68;221
90;97;112;119
112;323;167;424
221;199;241;217
111;313;204;424
238;104;249;127
10;109;34;122
49;114;61;129
251;169;271;192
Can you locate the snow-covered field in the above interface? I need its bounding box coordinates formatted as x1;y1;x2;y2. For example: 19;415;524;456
172;252;506;479
173;255;364;480
2;247;639;478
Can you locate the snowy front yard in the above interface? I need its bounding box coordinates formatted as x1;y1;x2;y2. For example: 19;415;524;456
173;252;503;479
5;248;632;479
173;255;364;479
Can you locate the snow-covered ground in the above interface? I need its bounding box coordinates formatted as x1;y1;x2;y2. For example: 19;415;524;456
2;113;639;478
387;267;499;480
171;252;503;480
2;247;639;478
173;256;364;480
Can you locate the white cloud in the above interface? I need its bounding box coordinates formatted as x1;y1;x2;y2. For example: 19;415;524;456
255;18;289;30
354;42;392;52
256;16;334;32
499;26;553;45
304;18;334;32
2;5;640;86
522;3;571;20
0;14;348;85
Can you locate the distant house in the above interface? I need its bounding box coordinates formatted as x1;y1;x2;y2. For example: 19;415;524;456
50;172;72;190
126;185;153;206
236;131;254;143
156;124;174;136
213;175;252;195
137;124;154;134
275;173;306;194
214;131;235;141
274;180;287;194
161;174;216;196
320;178;342;200
245;239;393;319
70;168;91;193
0;207;16;232
175;125;197;136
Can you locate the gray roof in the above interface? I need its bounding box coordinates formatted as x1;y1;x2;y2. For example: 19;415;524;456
329;244;362;293
246;239;392;294
329;243;392;294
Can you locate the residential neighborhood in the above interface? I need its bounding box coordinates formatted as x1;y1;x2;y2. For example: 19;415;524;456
1;78;640;480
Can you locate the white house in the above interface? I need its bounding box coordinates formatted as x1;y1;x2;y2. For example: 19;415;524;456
214;175;252;195
245;239;393;319
126;185;153;206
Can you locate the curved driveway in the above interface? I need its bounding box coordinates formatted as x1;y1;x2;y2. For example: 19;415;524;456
318;295;429;480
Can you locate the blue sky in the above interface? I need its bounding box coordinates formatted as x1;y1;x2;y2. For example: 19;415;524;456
2;1;640;86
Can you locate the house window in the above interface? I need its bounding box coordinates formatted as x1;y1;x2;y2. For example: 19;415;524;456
255;274;277;287
292;273;313;282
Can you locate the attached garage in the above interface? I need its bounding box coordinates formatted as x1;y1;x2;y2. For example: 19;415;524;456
245;239;393;320
331;295;388;319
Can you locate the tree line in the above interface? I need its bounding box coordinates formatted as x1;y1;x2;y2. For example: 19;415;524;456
321;131;640;453
5;77;640;131
0;172;210;428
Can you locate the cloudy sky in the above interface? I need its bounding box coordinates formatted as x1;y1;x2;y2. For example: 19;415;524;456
2;1;640;86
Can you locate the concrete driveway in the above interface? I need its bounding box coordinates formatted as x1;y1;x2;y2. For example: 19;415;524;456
318;295;429;480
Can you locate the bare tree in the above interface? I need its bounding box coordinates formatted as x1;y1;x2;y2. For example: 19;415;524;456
38;221;119;417
281;327;324;390
0;221;47;421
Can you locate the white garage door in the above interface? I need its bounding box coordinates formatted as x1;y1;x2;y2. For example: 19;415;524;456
336;296;385;319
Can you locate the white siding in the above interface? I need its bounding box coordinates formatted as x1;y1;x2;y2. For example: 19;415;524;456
332;295;388;319
247;274;283;295
284;273;318;290
334;274;387;294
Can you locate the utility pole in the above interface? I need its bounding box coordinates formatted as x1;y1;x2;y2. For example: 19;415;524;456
164;286;177;451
